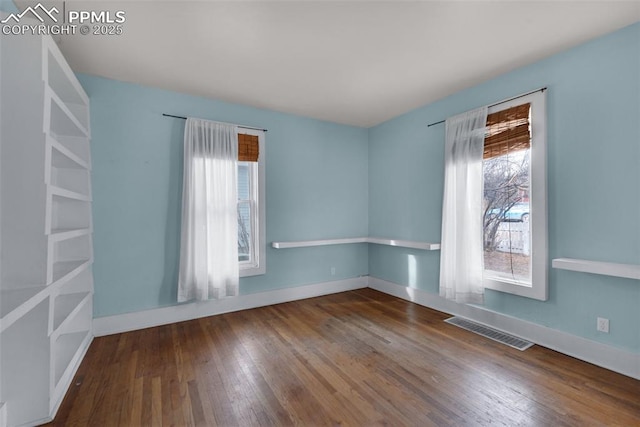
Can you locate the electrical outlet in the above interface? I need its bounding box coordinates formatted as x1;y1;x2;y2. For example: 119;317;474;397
330;267;336;276
597;317;609;333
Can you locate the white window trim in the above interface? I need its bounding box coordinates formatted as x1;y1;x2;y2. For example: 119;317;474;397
483;90;548;300
239;128;266;277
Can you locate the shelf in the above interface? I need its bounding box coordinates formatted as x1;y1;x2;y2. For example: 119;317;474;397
48;165;91;199
52;292;91;332
49;134;91;166
272;236;441;250
49;195;92;232
47;89;89;138
49;136;89;170
44;38;89;103
56;265;93;294
51;233;92;264
50;227;91;241
552;258;640;280
368;237;441;251
52;260;91;284
272;237;368;249
53;330;90;386
50;185;91;202
50;325;92;415
50;267;93;336
44;40;89;131
0;286;48;333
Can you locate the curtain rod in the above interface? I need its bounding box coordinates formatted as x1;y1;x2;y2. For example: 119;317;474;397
427;87;547;127
162;113;268;132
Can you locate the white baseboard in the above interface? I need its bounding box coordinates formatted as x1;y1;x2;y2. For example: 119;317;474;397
368;276;639;380
93;277;368;337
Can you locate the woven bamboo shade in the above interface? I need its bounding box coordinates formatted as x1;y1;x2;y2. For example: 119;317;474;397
484;103;530;159
238;133;259;162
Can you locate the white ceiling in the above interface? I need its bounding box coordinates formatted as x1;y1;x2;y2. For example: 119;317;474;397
33;1;640;127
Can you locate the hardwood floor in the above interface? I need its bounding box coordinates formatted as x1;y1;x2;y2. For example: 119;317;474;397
47;289;640;426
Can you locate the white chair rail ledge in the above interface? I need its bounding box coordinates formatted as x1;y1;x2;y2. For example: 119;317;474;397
271;237;440;251
552;258;640;281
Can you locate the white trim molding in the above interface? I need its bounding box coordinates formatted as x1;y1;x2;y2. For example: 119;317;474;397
367;237;440;250
552;258;640;280
93;277;367;337
272;237;367;249
483;89;548;301
272;237;440;250
238;127;266;278
368;276;640;380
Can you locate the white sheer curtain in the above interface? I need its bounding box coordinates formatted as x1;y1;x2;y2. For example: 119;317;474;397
178;118;239;302
439;107;488;304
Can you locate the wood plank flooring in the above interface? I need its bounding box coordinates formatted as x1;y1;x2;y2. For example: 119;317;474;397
46;289;640;426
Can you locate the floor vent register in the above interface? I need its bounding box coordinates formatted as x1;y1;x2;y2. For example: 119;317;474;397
445;317;534;351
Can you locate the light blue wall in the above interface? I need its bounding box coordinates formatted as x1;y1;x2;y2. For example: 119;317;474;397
79;75;369;317
368;23;640;353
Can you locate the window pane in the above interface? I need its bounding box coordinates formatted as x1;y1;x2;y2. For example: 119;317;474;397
483;149;531;283
238;201;252;262
238;163;250;200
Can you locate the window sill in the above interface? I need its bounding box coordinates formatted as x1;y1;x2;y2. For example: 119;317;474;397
484;271;531;288
240;265;265;278
483;273;546;301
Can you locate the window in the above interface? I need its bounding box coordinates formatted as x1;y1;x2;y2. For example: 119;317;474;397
237;130;266;277
482;91;547;300
237;162;253;262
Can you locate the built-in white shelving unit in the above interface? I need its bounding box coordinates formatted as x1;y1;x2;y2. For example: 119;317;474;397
272;237;441;250
1;27;93;427
552;258;640;280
